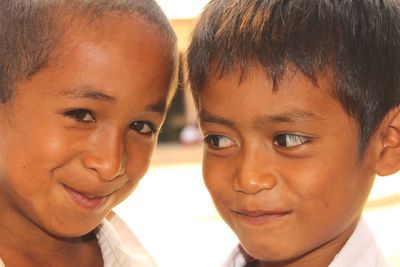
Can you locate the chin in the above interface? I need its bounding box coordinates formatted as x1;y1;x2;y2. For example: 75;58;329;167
39;217;102;239
51;226;98;240
241;239;297;263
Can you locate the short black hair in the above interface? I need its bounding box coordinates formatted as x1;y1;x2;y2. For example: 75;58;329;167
0;0;177;102
187;0;400;152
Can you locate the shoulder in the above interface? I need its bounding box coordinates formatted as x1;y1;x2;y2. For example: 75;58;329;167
96;211;158;267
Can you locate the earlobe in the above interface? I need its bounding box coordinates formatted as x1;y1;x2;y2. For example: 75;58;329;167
376;106;400;176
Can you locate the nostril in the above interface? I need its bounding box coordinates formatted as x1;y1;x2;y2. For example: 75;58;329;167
97;159;126;182
233;174;277;194
82;149;126;182
107;157;126;181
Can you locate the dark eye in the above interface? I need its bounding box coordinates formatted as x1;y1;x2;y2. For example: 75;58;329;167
64;109;95;123
273;134;311;148
130;121;156;135
204;134;235;149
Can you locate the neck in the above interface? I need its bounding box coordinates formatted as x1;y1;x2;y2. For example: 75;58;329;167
0;197;102;267
253;219;359;267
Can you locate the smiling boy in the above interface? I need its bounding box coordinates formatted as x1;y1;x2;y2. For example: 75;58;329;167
187;0;400;266
0;0;177;266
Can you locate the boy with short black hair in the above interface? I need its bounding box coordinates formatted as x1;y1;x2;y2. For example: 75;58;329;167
187;0;399;266
0;0;177;266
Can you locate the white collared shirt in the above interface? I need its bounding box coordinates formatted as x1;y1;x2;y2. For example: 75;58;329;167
222;219;391;267
97;211;158;267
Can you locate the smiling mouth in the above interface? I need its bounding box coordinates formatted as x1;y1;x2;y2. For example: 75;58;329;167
231;209;291;225
63;185;109;209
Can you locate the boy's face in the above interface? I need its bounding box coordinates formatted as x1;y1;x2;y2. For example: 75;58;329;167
198;66;377;264
0;17;173;237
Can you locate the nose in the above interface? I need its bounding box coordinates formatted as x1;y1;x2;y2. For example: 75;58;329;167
82;130;126;181
233;146;277;194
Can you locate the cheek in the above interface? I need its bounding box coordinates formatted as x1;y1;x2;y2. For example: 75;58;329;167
282;150;359;205
2;130;65;176
284;154;370;236
203;157;223;194
0;132;80;207
125;140;156;180
202;157;233;214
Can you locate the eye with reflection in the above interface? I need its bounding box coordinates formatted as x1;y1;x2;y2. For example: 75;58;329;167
130;121;157;135
64;109;96;123
273;133;311;148
204;134;235;149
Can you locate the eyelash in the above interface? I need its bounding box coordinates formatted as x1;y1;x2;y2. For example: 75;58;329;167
273;133;311;148
204;134;235;149
129;121;157;135
64;109;157;135
64;109;96;123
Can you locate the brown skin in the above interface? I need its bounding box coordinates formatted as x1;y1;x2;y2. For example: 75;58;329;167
198;65;400;267
0;15;174;266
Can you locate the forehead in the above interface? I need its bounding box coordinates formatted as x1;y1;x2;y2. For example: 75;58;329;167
47;15;170;93
9;13;174;113
198;65;354;129
53;14;170;66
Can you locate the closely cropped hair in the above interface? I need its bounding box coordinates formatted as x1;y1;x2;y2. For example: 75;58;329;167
187;0;400;152
0;0;177;102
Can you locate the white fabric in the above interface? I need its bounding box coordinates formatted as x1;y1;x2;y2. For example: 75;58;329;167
222;219;391;267
97;211;158;267
328;219;390;267
0;211;157;267
221;245;248;267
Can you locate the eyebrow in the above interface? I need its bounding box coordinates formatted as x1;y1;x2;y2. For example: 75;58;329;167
59;86;116;102
199;109;320;129
145;101;166;114
59;86;166;115
198;110;236;128
264;110;317;124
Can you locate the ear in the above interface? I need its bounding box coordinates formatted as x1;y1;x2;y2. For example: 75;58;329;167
375;106;400;176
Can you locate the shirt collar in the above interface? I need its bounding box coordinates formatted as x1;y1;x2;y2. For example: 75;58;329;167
222;219;389;267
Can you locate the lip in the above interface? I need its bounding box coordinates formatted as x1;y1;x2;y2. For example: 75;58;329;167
63;185;109;210
230;208;292;225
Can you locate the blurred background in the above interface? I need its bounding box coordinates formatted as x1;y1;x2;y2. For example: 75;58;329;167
115;1;400;266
